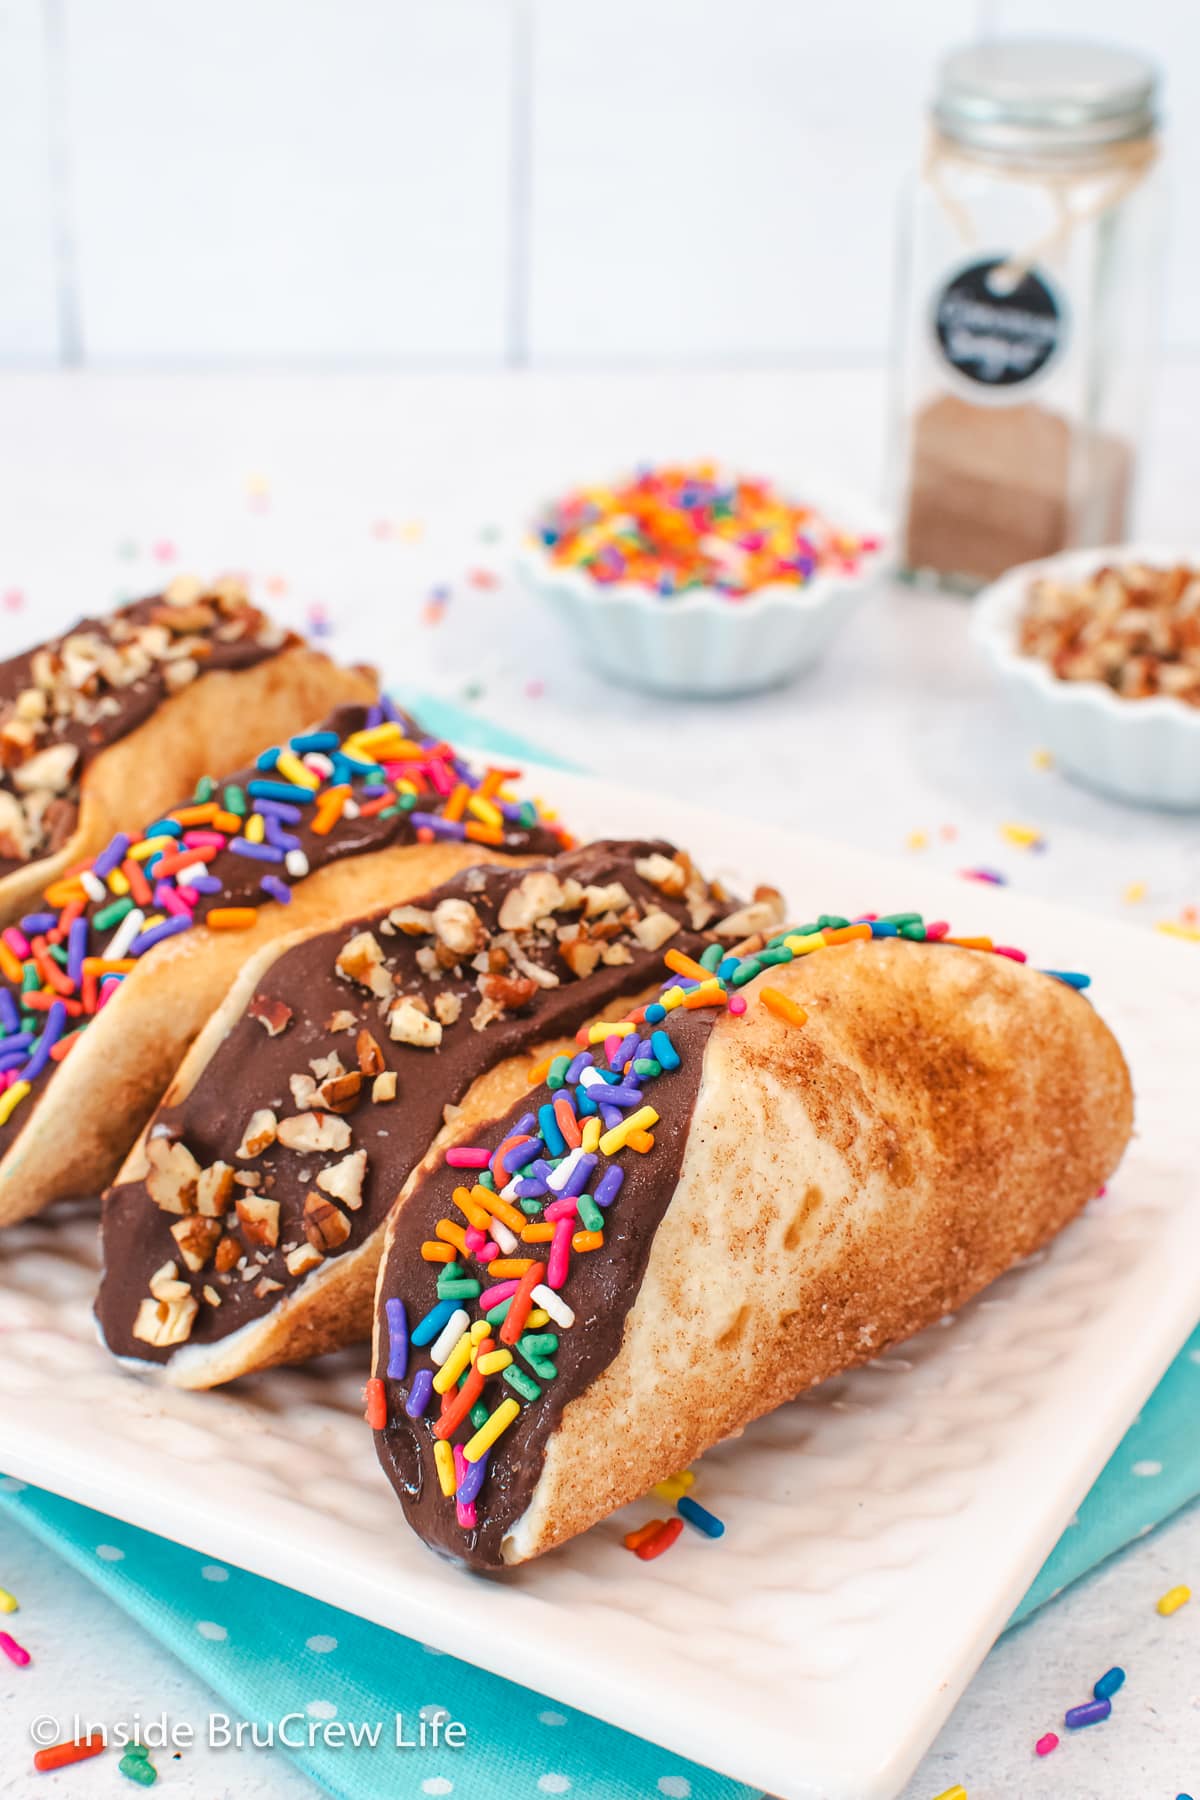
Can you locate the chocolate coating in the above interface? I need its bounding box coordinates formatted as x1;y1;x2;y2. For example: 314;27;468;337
0;590;291;876
97;841;735;1364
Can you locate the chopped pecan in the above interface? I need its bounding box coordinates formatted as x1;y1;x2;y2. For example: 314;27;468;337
169;1215;223;1272
132;1293;198;1348
303;1192;351;1252
631;909;680;952
498;870;567;932
236;1195;280;1249
326;1009;358;1032
254;1277;283;1298
479;970;538;1012
432;896;486;957
290;1072;318;1110
235;1107;278;1159
388;996;442;1048
12;741;78;795
714;889;786;939
433;990;463;1027
635;851;687;896
195;1161;235;1217
145;1138;202;1214
276;1111;352;1153
214;1235;241;1274
335;930;393;998
560;936;602;979
355;1029;385;1075
371;1070;397;1103
148;1259;189;1302
317;1071;362;1114
309;1052;345;1081
285;1241;324;1277
584;881;632;916
387;903;435;936
315;1148;367;1210
248;993;293;1036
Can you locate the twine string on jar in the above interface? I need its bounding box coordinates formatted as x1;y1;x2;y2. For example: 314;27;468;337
921;127;1159;290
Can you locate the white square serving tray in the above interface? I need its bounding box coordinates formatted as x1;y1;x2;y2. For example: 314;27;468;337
2;767;1197;1800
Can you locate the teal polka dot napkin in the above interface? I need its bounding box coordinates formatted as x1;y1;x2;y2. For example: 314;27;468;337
2;1322;1197;1799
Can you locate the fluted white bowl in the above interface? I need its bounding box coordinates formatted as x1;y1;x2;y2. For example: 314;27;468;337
974;544;1200;809
516;483;887;699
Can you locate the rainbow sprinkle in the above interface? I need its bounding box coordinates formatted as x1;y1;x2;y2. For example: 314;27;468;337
0;700;567;1135
536;462;880;599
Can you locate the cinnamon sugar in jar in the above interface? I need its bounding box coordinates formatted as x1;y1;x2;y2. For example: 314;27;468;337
892;40;1165;590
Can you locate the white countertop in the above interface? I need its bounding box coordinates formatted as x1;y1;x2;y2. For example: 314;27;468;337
0;364;1197;1800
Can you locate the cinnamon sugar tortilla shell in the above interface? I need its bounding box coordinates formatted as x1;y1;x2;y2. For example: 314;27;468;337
0;837;512;1228
393;937;1132;1566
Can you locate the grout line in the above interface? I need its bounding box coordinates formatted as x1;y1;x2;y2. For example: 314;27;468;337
41;0;81;365
505;0;534;369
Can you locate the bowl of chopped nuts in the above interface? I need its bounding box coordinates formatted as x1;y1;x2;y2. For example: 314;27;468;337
974;546;1200;809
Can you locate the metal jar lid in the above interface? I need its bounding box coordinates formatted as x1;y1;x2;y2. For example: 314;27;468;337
934;39;1159;158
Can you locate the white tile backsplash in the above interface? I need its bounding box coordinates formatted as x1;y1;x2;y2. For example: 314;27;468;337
0;0;1196;365
528;0;975;361
0;0;61;360
59;0;515;361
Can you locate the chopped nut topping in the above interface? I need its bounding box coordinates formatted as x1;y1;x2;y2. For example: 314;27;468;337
276;1111;352;1153
433;990;464;1027
714;889;786;939
1018;561;1200;703
148;1259;189;1302
432;896;486;957
478;970;538;1012
202;1284;221;1307
355;1029;385;1075
317;1070;363;1114
214;1235;241;1274
635;851;687;896
195;1161;235;1217
145;1138;202;1214
371;1070;397;1103
336;930;393;998
388;996;443;1048
326;1009;358;1032
303;1192;351;1252
498;870;568;932
254;1277;283;1298
631;908;680;951
248;993;294;1036
315;1147;367;1210
309;1052;345;1081
236;1195;281;1248
236;1107;278;1159
285;1241;324;1277
559;935;603;979
169;1215;223;1272
387;903;436;935
289;1072;318;1110
132;1293;198;1348
583;881;632;916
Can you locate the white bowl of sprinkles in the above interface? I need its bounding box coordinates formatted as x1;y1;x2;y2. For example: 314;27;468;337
974;544;1200;810
517;463;887;699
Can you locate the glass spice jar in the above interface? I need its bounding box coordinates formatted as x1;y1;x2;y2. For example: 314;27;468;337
891;39;1165;590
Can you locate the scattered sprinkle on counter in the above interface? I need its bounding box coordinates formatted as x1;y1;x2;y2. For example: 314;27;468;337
1034;1732;1059;1756
535;462;880;599
33;1734;105;1772
1000;821;1045;850
0;1628;29;1665
1157;1583;1191;1615
1064;1697;1111;1729
1093;1664;1125;1699
0;1584;17;1612
931;1786;967;1800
